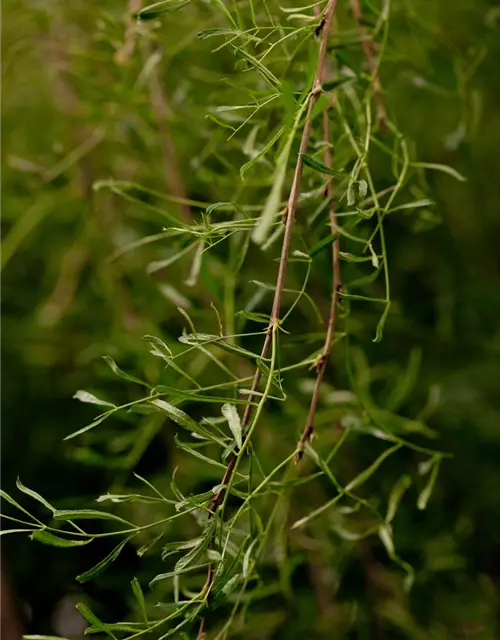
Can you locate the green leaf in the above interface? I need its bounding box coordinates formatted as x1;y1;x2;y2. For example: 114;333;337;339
0;489;40;521
386;475;412;523
152;385;253;407
411;161;467;182
53;509;132;525
345;444;402;491
137;0;190;20
374;301;391;343
302;154;342;176
31;530;93;548
73;390;115;408
240;126;284;179
77;537;132;583
16;478;56;513
23;636;72;640
86;623;147;635
103;357;150;388
174;435;227;471
131;578;148;624
150;399;202;433
417;457;441;510
221;403;243;449
75;603;118;640
63;410;114;441
178;333;262;361
321;77;352;92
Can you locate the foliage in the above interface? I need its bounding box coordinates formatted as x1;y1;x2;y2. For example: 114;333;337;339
2;0;500;639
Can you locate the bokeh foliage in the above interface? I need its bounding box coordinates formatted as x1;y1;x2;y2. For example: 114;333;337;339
2;0;500;638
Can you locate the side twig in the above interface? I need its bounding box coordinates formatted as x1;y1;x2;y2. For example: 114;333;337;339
197;3;338;636
295;98;341;464
349;0;387;131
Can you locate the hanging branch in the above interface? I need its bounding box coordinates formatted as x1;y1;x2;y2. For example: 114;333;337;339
349;0;387;131
210;0;338;512
197;3;339;636
295;98;342;463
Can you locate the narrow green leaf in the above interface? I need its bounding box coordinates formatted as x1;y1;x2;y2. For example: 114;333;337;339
0;489;39;521
16;478;56;513
178;333;262;361
417;457;441;510
240;126;284;179
77;537;132;583
150;399;200;433
131;578;148;624
322;77;352;91
31;530;93;548
150;562;211;585
174;436;227;471
137;0;190;20
411;162;467;182
53;509;132;525
23;636;72;640
75;603;118;640
243;539;258;579
388;198;434;213
386;475;412;523
103;357;150;388
85;623;146;635
73;390;115;408
302;153;342;176
63;411;113;441
345;444;402;491
373;301;391;343
221;404;243;449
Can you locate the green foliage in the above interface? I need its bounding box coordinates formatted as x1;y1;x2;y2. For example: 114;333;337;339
2;0;500;639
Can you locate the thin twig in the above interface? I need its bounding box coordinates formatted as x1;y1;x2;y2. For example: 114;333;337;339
349;0;387;131
197;2;338;633
295;99;341;463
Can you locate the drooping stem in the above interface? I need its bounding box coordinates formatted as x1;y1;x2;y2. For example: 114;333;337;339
197;4;339;633
211;0;339;511
295;99;341;463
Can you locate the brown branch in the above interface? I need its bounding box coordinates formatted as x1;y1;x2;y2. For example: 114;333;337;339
212;0;338;509
349;0;387;131
196;2;338;634
295;100;341;463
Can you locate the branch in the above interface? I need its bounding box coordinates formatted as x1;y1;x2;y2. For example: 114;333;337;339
349;0;387;131
197;1;339;632
295;97;341;463
212;0;338;509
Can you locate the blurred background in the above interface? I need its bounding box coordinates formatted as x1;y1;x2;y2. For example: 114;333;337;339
2;1;500;638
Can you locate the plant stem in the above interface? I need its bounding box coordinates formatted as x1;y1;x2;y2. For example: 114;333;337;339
197;1;339;633
295;96;341;462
